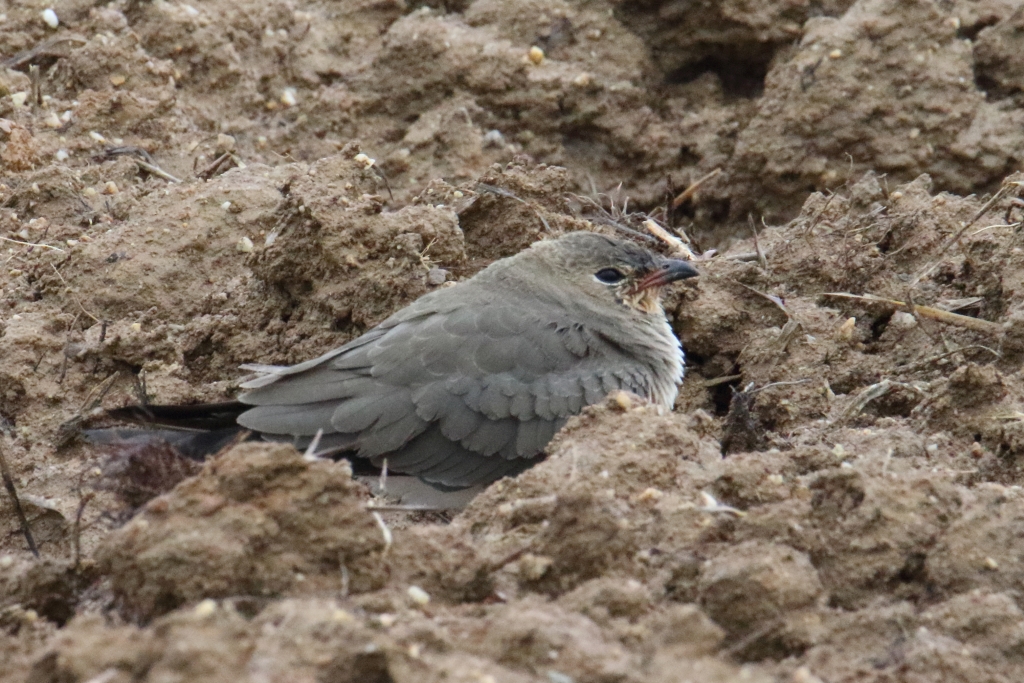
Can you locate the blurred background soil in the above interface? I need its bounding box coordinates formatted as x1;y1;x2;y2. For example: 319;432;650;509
5;0;1024;681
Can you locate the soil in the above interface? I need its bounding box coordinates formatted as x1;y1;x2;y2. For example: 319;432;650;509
5;0;1024;681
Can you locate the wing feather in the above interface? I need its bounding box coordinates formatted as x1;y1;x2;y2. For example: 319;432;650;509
235;286;669;487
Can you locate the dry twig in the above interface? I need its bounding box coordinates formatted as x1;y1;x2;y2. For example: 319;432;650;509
823;292;1003;336
671;168;721;209
0;444;39;557
643;219;695;259
833;379;922;424
2;35;87;69
0;235;64;251
910;180;1020;286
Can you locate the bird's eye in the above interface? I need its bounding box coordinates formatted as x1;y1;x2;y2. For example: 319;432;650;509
594;268;626;284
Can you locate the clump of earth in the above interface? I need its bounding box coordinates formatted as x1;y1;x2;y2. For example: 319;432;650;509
5;1;1024;681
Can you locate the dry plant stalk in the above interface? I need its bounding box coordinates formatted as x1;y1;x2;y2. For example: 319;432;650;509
672;168;722;209
643;219;695;259
0;444;39;557
823;292;1003;336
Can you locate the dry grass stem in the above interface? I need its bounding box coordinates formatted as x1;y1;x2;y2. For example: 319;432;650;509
0;444;39;557
671;168;721;209
823;292;1003;335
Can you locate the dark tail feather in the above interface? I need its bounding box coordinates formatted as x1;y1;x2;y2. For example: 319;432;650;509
105;401;248;431
89;401;249;459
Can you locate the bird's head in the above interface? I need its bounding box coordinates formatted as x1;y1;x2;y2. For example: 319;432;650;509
534;231;699;314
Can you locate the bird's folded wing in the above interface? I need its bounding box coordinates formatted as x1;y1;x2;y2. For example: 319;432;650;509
236;299;655;473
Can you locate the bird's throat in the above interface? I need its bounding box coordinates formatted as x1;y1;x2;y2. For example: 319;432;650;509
622;286;664;314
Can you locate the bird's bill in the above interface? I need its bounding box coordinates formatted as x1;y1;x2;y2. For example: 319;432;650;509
636;259;700;290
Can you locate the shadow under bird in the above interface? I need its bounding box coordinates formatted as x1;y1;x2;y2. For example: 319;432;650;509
92;231;699;495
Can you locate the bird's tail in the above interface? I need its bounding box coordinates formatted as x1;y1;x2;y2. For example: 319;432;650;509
85;402;251;460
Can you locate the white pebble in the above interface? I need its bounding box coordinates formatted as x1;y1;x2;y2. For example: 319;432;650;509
10;92;28;108
407;585;431;606
221;201;232;211
89;131;107;143
482;129;505;147
41;8;59;28
194;599;217;616
280;88;297;107
55;149;69;161
237;236;254;253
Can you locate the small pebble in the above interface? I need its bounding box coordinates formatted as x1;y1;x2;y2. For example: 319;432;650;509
130;322;142;332
89;131;107;143
407;585;431;606
518;553;553;580
102;181;119;195
221;201;232;211
194;599;217;617
482;129;505;147
354;153;375;168
828;49;842;59
637;487;663;502
0;555;14;569
611;390;633;411
427;268;448;285
55;149;69;161
528;46;545;65
890;311;917;329
44;112;62;128
280;88;297;107
792;667;826;683
216;133;236;153
109;74;126;86
237;236;254;253
836;317;856;342
332;608;354;623
41;8;59;28
10;92;28;108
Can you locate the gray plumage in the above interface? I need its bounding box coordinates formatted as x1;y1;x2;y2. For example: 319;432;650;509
237;231;698;488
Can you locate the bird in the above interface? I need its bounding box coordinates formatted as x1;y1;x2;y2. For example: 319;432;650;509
94;231;699;491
